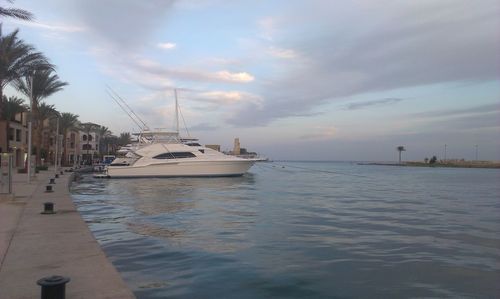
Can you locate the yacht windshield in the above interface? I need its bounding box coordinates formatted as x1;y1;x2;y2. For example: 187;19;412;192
153;152;196;159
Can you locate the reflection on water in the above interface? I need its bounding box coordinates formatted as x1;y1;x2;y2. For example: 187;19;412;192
71;163;500;298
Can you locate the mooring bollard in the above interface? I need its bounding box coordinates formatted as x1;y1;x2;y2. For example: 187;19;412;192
60;171;64;175
55;174;59;178
49;178;55;184
37;275;70;299
45;185;53;192
41;202;56;214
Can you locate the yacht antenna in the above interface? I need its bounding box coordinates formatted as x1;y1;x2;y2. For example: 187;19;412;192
105;89;143;131
106;85;150;131
174;89;179;133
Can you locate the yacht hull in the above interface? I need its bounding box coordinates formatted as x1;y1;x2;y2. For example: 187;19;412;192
107;159;254;178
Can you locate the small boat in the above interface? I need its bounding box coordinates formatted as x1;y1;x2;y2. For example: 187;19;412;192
107;131;255;178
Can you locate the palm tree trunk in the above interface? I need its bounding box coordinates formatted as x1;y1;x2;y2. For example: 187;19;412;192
0;84;3;121
0;86;5;152
31;104;42;165
4;120;10;153
62;128;67;166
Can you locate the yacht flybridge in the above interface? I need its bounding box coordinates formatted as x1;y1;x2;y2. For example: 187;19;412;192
107;131;255;178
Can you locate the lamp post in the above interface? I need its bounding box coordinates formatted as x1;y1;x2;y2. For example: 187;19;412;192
54;117;59;176
475;144;478;161
444;144;447;162
27;76;33;183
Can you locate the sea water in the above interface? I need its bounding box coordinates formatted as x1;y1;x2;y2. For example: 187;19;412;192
70;162;500;298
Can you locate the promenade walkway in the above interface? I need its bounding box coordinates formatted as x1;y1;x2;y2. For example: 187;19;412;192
0;168;135;298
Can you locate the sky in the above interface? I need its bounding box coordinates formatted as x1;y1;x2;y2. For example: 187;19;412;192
2;0;500;161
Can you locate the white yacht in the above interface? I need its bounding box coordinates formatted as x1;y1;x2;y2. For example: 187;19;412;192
106;131;255;178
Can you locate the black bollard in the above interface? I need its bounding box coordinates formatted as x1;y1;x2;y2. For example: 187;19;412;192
41;202;55;214
60;171;64;175
37;275;70;299
45;185;53;192
55;174;59;178
49;178;55;184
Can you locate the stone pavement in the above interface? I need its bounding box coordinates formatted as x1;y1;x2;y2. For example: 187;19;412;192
0;168;135;299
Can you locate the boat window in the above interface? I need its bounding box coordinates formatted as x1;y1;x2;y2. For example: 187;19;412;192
153;152;196;159
109;163;129;166
199;149;205;154
187;142;201;146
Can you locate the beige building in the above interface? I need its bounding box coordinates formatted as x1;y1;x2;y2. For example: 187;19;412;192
0;111;103;168
4;112;29;168
46;129;100;166
79;130;99;164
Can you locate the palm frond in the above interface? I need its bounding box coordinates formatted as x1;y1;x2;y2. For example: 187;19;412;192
14;68;67;105
1;95;27;119
0;25;50;88
0;7;34;21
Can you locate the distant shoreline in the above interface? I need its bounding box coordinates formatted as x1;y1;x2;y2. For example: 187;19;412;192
358;161;500;169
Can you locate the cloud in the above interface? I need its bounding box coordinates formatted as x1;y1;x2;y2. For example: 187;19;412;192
197;91;243;104
410;103;500;119
213;71;254;83
436;112;500;130
130;58;254;84
89;47;255;90
157;42;176;50
10;20;86;33
268;47;297;59
228;0;500;126
189;122;220;131
299;126;337;140
257;17;277;41
72;0;176;49
344;98;404;110
192;91;263;105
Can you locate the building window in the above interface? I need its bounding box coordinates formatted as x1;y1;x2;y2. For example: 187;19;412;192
82;135;87;141
8;128;14;141
82;144;92;150
88;135;93;141
16;129;21;142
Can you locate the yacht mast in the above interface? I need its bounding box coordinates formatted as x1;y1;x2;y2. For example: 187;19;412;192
174;89;179;133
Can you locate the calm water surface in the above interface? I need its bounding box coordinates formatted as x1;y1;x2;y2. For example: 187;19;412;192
70;162;500;298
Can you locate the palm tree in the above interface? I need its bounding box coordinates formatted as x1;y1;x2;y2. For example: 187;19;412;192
102;134;119;155
118;132;131;146
0;0;34;21
1;95;26;120
15;68;67;164
0;25;48;117
96;125;111;156
1;95;26;151
397;146;406;164
79;122;99;164
59;112;79;166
